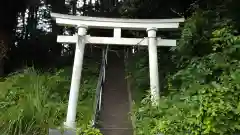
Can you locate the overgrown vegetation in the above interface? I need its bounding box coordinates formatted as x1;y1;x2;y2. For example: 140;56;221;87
0;59;102;135
126;50;149;106
128;10;240;135
2;0;240;134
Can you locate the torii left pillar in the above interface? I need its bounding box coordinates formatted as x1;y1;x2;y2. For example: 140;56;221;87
64;25;88;129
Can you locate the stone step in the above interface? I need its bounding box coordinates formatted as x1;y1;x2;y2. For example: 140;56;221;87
100;128;133;135
48;129;76;135
98;50;133;135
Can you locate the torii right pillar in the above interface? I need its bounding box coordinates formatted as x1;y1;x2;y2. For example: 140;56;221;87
147;27;160;105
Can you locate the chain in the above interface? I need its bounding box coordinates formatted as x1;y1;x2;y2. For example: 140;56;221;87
134;37;148;48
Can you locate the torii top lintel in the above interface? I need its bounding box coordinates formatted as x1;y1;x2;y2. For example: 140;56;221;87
51;13;184;30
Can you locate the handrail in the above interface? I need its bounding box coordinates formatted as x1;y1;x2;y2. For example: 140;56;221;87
91;46;109;127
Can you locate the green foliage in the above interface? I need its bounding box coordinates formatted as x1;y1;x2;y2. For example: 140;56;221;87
0;61;100;135
76;126;102;135
126;50;149;105
135;69;240;135
131;10;240;135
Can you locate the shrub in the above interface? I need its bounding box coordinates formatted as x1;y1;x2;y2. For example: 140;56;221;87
135;68;240;135
0;64;100;134
133;11;240;135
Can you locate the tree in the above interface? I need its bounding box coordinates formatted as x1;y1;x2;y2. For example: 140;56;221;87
0;0;27;76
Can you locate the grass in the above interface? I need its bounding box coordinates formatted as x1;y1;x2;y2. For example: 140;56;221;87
0;58;100;135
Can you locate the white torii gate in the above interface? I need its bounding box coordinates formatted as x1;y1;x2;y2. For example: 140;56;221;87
51;13;184;129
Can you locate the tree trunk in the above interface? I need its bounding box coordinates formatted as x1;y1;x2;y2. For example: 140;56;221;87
0;0;25;76
0;31;10;77
51;0;67;57
0;59;4;76
0;28;12;76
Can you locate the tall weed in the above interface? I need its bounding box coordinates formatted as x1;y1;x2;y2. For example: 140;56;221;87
0;61;99;135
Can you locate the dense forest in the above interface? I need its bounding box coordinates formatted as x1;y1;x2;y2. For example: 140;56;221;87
1;0;240;134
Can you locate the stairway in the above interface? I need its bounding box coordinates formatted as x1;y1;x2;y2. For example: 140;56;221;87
98;49;133;135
